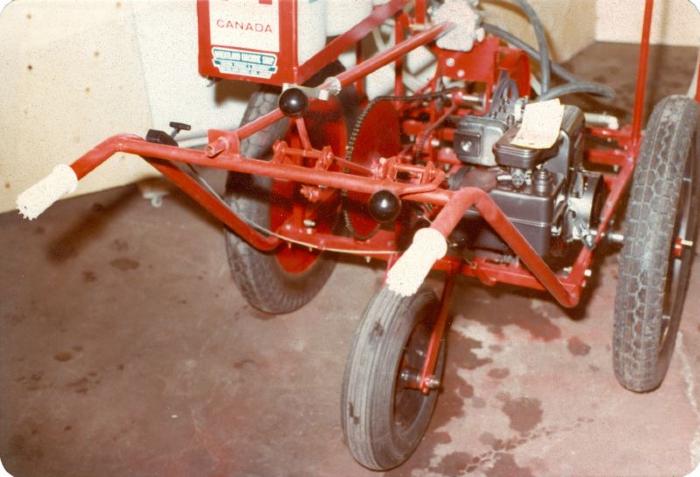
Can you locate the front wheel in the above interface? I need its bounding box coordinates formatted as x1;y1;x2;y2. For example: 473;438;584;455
613;95;700;392
341;286;446;470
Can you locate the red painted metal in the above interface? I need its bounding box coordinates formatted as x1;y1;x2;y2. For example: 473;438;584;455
145;157;281;252
345;101;402;237
436;38;499;102
586;148;628;167
630;0;655;148
197;0;408;85
415;0;427;24
336;22;452;88
60;1;657;328
197;0;406;87
197;0;299;86
32;7;697;464
67;113;632;311
419;271;457;393
428;188;579;307
497;47;531;97
206;21;451;156
296;0;407;83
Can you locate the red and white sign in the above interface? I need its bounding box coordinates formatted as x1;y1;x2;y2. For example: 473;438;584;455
208;0;280;53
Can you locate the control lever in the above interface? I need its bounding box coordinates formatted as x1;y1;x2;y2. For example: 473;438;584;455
169;122;191;139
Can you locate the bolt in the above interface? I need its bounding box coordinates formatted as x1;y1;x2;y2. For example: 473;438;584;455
457;69;465;78
607;232;625;245
205;137;228;158
584;269;592;278
446;57;456;67
303;219;316;228
424;376;440;389
400;369;420;386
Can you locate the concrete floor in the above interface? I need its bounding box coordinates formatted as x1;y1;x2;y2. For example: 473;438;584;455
1;42;699;477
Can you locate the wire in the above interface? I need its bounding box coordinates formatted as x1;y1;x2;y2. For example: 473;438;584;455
537;82;617;102
182;163;399;256
488;70;519;118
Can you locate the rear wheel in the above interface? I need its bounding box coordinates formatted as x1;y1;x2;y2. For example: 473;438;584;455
224;63;354;314
613;95;699;392
341;286;446;470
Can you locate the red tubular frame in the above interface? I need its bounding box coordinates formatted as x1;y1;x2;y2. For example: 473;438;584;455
630;0;655;148
55;0;663;392
64;0;658;308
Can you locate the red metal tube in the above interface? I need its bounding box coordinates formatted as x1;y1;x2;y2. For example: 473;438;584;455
70;135;450;203
429;188;578;307
236;109;286;142
68;136;578;307
630;0;655;147
146;159;280;252
297;0;407;82
586;148;628;167
415;0;427;24
211;20;452;149
336;22;452;88
419;271;456;393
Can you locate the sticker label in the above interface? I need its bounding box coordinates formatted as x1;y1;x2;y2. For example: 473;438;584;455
212;47;278;79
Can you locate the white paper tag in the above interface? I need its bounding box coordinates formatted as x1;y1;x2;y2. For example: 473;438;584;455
511;99;565;149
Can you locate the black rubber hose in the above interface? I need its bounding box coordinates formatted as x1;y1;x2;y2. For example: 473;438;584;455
483;23;616;100
483;23;577;83
508;0;551;94
537;82;616;101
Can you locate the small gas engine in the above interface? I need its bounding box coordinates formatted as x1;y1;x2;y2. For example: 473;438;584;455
448;90;606;262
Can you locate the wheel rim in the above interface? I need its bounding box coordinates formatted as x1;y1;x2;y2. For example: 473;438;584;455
661;130;699;348
393;303;438;438
270;99;347;275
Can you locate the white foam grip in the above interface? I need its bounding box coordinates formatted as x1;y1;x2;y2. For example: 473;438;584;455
386;227;448;297
16;164;78;220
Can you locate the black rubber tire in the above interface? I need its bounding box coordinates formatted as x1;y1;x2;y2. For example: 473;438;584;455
341;286;446;470
613;95;700;392
223;87;336;315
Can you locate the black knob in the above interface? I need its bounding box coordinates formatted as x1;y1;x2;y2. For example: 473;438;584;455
278;88;308;118
368;190;401;223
